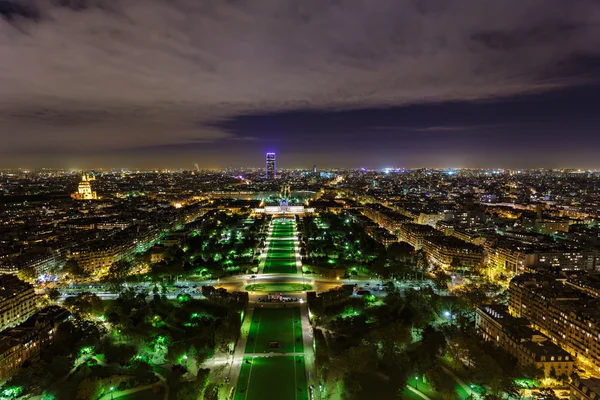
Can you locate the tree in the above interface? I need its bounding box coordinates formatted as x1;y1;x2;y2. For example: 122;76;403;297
18;266;38;282
51;356;73;378
64;259;87;277
106;259;133;281
76;377;102;400
63;292;103;316
204;383;220;400
47;287;61;302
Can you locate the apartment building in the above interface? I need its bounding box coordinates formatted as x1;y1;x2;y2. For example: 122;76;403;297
398;223;443;250
423;235;483;271
509;274;600;372
0;275;36;331
476;304;573;378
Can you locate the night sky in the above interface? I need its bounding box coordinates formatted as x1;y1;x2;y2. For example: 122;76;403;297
1;0;600;169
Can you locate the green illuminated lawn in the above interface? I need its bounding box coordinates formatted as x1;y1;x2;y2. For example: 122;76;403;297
234;356;308;400
245;283;312;292
264;220;298;273
264;238;297;274
245;307;303;354
236;307;307;400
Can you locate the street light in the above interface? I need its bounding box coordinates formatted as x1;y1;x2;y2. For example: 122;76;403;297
110;386;115;400
415;376;419;390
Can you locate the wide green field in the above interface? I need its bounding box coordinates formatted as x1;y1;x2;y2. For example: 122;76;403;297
245;307;303;354
264;219;298;273
234;355;308;400
264;240;297;274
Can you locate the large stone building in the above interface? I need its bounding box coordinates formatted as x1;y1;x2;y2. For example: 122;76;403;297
362;204;412;234
398;223;443;250
509;274;600;373
0;306;70;380
476;304;573;378
571;378;600;400
69;239;135;273
486;240;598;275
0;275;36;331
0;328;39;380
423;235;483;271
71;173;98;200
0;252;58;276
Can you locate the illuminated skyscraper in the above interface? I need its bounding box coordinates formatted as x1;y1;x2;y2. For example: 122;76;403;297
266;152;276;179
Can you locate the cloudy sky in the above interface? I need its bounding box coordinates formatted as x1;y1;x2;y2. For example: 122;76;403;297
1;0;600;169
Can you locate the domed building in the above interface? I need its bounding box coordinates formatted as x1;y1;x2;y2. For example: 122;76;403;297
71;173;98;200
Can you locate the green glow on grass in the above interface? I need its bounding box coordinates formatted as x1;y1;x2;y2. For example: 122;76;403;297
1;387;23;398
177;293;191;303
80;346;94;356
156;336;169;345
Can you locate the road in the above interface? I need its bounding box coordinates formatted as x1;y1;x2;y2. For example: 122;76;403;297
56;273;398;299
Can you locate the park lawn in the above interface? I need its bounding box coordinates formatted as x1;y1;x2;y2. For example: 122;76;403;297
293;308;303;353
245;308;301;354
295;355;309;400
235;356;308;400
246;283;311;292
268;241;295;249
234;357;252;400
264;238;297;273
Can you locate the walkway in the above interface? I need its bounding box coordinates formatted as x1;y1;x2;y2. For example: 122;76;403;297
407;385;432;400
98;383;159;400
441;366;477;399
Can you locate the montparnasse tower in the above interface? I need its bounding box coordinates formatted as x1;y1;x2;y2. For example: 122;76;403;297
71;173;98;200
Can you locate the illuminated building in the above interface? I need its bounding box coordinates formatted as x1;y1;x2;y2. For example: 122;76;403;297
485;240;598;275
71;173;98;200
571;378;600;400
0;306;70;380
0;328;39;380
362;204;412;234
476;304;573;378
509;274;600;373
69;239;135;274
398;223;442;250
422;235;483;271
0;275;36;331
266;152;276;180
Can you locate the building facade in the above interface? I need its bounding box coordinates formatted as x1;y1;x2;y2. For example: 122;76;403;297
71;173;98;200
509;274;600;373
398;223;443;250
476;304;573;378
266;152;276;180
0;275;37;331
423;235;483;271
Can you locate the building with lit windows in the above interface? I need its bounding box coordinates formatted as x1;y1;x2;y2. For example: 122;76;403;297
398;223;443;250
0;306;70;380
571;378;600;400
476;304;573;378
509;274;600;373
422;235;484;271
486;240;598;275
266;152;276;180
0;328;39;380
0;275;36;331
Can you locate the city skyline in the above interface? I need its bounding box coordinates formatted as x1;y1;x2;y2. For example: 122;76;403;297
1;1;600;168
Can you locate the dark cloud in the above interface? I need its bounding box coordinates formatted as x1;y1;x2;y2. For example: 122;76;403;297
1;0;600;166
